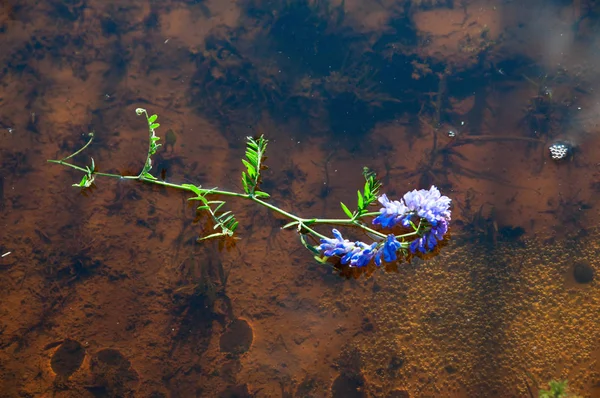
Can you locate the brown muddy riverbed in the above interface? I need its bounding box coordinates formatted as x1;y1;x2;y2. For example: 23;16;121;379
2;1;600;397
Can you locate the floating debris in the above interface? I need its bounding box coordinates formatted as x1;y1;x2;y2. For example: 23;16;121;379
548;141;572;161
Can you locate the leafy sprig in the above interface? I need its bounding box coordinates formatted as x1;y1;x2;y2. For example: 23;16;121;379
183;184;239;241
135;108;161;180
340;167;382;220
358;167;382;214
241;135;269;198
135;108;239;241
73;157;96;188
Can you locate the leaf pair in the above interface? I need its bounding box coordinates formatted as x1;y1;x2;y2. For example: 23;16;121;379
72;157;96;188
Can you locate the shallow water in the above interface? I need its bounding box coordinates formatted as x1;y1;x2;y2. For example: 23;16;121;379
1;0;600;397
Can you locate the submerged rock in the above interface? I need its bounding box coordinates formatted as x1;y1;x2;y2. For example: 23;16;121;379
573;262;594;284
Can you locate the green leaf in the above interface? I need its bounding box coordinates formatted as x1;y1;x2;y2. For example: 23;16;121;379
282;221;299;229
150;123;160;130
196;205;210;211
198;232;227;241
73;175;88;187
340;202;354;219
217;211;233;222
142;172;157;180
188;196;208;203
300;234;321;255
314;255;329;264
203;187;218;195
246;151;258;166
242;159;255;175
182;183;203;196
213;202;226;213
148;114;158;124
357;191;364;209
221;216;235;228
241;172;250;194
254;191;270;198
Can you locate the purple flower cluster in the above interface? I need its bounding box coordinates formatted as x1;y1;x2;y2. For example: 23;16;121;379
318;229;376;267
370;194;408;228
374;186;451;254
318;229;402;267
318;186;451;268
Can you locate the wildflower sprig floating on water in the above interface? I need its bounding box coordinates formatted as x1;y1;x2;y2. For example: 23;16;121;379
48;108;452;277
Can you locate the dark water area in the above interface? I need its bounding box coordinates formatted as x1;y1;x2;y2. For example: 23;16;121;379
2;0;600;397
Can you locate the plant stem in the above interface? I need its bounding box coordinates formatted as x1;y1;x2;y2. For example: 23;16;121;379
61;133;95;161
139;176;248;198
47;159;88;173
362;211;381;217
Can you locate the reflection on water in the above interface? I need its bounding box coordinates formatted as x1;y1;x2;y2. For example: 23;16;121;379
2;0;600;396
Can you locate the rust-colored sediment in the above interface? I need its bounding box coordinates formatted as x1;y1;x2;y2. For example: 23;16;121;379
329;233;600;396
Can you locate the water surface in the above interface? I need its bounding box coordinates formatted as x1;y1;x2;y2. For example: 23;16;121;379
1;1;600;397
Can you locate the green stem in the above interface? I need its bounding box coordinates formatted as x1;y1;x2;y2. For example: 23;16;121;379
139;176;249;198
311;218;387;238
299;224;328;240
61;133;95;161
362;211;381;217
251;197;305;222
350;221;386;239
99;172;136;179
47;159;88;173
47;134;97;173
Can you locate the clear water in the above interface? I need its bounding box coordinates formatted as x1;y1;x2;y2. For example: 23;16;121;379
1;1;600;397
